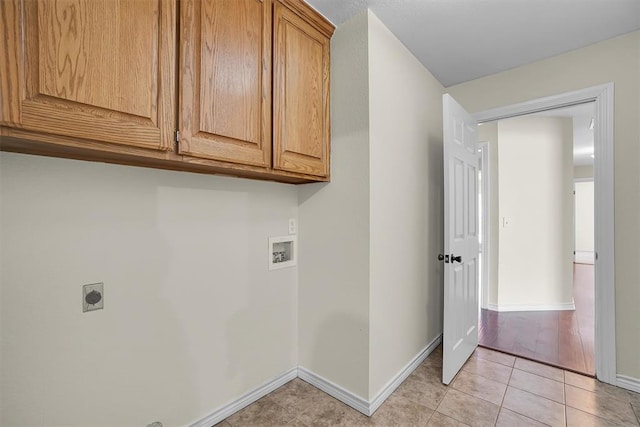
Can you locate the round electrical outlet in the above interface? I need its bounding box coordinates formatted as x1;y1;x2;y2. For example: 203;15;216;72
85;290;102;305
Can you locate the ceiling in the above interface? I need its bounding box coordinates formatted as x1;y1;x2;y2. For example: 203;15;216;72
305;0;640;87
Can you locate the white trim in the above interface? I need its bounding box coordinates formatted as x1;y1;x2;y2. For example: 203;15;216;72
574;177;594;183
299;334;443;417
189;367;298;427
368;334;443;415
487;302;576;312
189;335;445;423
473;83;616;385
616;375;640;394
479;142;490;310
297;367;370;416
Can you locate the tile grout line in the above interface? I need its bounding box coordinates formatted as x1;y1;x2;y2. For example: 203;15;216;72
632;402;640;424
492;364;515;426
564;371;568;427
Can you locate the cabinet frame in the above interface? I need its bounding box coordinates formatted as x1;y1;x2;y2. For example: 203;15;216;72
0;0;335;184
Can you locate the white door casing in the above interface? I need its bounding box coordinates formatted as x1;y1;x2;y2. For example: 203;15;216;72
442;94;480;385
473;83;616;385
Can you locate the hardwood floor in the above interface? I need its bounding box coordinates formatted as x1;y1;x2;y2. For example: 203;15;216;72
478;263;595;376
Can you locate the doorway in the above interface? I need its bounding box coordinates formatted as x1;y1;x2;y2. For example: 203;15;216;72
476;103;595;375
470;84;616;384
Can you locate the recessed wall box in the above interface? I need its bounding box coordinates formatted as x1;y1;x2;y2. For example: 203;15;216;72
269;235;297;270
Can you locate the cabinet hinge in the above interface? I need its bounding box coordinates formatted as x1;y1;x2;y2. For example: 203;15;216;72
174;130;181;151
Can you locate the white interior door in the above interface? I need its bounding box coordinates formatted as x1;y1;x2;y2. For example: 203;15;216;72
442;94;480;385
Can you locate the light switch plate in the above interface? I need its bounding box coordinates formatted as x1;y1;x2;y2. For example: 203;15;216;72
83;282;104;312
288;218;297;234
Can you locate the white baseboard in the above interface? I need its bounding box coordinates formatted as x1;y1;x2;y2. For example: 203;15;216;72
299;334;442;416
616;374;640;394
368;334;443;415
297;366;370;415
487;301;576;312
190;335;444;424
189;367;298;427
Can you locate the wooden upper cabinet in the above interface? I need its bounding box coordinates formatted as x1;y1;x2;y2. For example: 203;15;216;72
1;0;334;183
273;1;331;178
179;0;271;167
1;0;176;150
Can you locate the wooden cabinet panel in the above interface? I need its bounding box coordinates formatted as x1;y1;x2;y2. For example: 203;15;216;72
179;0;271;167
2;0;176;150
0;0;22;126
1;0;334;183
273;1;330;177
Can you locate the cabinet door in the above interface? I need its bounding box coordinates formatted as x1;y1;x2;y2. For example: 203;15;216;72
179;0;271;167
1;0;176;150
273;1;330;177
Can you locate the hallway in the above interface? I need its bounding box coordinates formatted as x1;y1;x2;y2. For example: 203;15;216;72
478;263;594;375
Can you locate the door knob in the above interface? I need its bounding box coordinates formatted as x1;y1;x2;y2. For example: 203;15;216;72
438;254;450;263
451;255;462;263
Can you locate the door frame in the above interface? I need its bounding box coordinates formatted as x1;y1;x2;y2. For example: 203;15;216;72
473;83;616;385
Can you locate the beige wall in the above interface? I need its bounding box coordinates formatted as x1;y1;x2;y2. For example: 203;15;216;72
299;10;445;400
0;153;298;426
448;30;640;378
478;123;500;307
496;117;574;309
367;11;444;399
298;11;371;399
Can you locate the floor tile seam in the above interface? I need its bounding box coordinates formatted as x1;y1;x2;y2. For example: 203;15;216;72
460;365;512;386
568;406;634;427
459;367;508;388
564;379;568;427
633;404;640;425
564;398;638;426
565;382;636;406
500;391;563;427
514;364;565;383
495;366;515;411
506;384;566;410
419;408;439;427
449;384;503;410
498;407;555;427
475;352;516;368
432;387;481;427
432;405;474;427
449;380;506;407
422;410;436;427
512;366;565;385
430;377;450;416
506;381;565;405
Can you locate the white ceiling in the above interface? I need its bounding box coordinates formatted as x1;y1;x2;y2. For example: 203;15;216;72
305;0;640;87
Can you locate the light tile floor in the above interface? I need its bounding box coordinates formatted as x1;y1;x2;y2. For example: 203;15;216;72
215;346;640;426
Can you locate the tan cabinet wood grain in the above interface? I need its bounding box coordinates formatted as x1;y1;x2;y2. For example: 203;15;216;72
179;0;272;167
1;0;176;150
1;0;334;183
273;1;331;177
